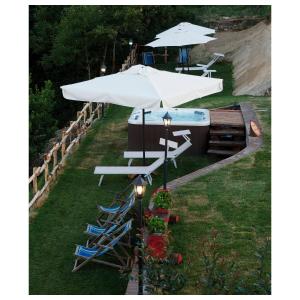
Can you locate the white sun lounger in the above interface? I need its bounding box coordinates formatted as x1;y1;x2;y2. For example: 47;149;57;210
175;67;216;77
94;157;165;187
196;53;224;70
175;53;224;75
124;130;192;168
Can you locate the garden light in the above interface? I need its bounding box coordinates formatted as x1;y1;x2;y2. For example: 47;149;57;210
162;111;172;127
133;175;146;199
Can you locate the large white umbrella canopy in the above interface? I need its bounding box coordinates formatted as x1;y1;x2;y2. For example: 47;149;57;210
61;65;223;108
156;22;215;38
146;31;215;48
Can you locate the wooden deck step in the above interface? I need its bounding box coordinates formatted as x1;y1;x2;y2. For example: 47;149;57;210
209;140;246;147
210;110;245;127
207;149;238;156
210;129;245;136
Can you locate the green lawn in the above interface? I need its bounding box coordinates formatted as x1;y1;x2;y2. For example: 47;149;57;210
169;96;271;294
29;62;271;295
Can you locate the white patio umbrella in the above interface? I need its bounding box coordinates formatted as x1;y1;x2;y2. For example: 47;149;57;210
155;22;215;39
61;64;222;107
61;65;223;163
146;31;216;48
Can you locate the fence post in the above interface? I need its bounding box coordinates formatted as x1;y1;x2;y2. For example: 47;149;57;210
89;102;93;117
44;155;49;188
97;104;100;119
83;108;87;124
33;167;38;194
53;144;58;171
61;130;66;162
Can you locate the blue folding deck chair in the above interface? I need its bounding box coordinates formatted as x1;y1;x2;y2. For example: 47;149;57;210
72;219;133;272
142;51;155;65
96;190;135;227
85;192;135;247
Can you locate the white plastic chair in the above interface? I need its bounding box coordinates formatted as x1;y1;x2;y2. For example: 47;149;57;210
124;130;192;168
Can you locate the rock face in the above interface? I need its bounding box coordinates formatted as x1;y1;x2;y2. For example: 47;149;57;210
190;21;271;96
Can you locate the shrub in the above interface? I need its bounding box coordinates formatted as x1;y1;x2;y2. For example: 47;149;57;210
144;256;186;294
198;229;271;295
148;216;166;233
153;189;172;209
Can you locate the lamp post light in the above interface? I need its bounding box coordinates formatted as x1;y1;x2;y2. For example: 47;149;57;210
100;63;107;117
133;175;147;295
100;63;107;76
128;39;133;66
162;112;172;189
129;38;133;48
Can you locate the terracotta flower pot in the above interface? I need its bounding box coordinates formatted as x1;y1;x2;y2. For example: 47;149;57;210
153;207;169;215
168;214;180;224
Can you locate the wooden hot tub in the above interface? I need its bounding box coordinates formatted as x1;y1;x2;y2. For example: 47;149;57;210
127;108;210;155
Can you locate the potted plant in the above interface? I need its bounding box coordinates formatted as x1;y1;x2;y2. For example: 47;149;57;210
153;189;172;215
147;216;167;234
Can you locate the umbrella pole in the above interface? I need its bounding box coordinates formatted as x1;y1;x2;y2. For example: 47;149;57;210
142;109;145;166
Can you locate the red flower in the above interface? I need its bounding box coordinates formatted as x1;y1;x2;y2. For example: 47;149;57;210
176;253;183;264
171;253;183;265
147;235;167;259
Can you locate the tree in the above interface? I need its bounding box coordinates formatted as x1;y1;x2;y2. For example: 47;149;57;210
29;76;57;168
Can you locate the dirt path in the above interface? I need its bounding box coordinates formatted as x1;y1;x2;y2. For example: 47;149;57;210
190;21;271;96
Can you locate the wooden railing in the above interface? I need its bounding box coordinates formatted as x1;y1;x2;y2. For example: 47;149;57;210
121;43;138;71
29;102;104;209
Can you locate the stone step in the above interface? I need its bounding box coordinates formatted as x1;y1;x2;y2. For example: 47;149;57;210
207;149;238;156
210;128;245;136
209;140;246;147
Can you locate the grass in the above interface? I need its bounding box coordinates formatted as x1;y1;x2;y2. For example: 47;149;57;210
29;102;220;295
29;61;271;295
169;96;271;294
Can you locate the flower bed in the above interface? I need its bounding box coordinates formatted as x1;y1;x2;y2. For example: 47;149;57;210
143;188;184;294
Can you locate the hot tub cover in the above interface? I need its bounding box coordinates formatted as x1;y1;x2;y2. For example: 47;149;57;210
61;65;223;109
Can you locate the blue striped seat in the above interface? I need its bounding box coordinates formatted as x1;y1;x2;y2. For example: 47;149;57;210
75;220;132;260
85;223;117;237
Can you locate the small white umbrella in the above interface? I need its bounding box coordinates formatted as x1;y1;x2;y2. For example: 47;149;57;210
146;31;216;48
61;65;223;163
156;22;215;39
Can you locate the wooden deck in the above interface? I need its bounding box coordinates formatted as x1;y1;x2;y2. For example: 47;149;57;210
210;109;245;127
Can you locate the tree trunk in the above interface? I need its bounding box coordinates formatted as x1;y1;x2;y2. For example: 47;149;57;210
112;39;116;73
84;43;91;79
102;42;108;73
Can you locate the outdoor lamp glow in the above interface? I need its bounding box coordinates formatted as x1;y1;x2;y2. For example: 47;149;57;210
100;63;107;74
133;175;146;199
162;111;172;127
129;38;133;46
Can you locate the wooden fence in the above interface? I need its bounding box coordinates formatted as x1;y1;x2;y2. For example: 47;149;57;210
121;43;138;71
29;102;104;209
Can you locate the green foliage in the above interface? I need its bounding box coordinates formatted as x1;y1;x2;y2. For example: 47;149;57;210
198;230;271;295
153;190;172;209
148;216;166;233
29;75;57;166
144;256;186;294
